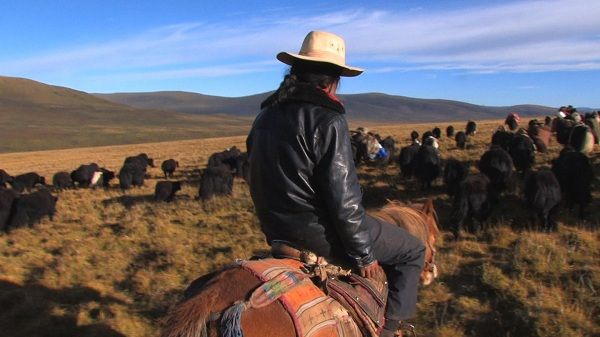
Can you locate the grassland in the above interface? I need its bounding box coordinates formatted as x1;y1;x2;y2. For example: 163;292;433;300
0;120;598;337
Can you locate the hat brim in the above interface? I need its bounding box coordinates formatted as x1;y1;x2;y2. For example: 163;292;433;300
277;52;363;77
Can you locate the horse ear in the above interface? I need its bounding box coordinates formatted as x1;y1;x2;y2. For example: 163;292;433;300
422;198;434;214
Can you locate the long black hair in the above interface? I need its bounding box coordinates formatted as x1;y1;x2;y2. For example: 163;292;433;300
276;60;341;102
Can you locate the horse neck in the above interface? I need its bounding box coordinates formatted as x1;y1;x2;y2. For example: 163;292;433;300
375;205;430;244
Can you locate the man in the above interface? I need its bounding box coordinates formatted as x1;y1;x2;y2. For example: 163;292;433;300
247;31;425;337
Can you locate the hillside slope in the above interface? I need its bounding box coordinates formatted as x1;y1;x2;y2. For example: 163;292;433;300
0;76;252;152
96;91;557;122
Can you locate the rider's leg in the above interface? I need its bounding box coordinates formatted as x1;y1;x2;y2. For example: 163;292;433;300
363;214;425;334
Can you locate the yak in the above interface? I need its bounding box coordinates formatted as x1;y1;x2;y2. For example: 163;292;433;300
155;181;182;202
413;145;440;190
446;125;455;138
449;173;493;237
523;169;561;231
443;159;469;196
7;189;58;231
198;164;234;200
53;171;73;190
161;159;179;178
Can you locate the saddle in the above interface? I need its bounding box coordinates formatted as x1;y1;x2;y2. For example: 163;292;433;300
236;242;388;337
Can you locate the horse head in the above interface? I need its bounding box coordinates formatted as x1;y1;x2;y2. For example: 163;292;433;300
420;198;440;286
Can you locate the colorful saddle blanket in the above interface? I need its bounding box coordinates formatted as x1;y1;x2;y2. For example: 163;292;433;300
239;258;362;337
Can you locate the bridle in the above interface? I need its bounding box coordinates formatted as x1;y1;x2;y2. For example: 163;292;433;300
421;209;439;279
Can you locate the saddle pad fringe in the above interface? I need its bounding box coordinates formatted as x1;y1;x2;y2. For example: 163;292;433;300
220;301;247;337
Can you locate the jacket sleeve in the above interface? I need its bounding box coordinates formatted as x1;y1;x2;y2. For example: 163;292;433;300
315;114;375;267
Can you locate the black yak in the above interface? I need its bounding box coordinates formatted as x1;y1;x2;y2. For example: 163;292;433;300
7;189;58;231
505;113;520;131
446;125;455;138
198;164;234;200
508;133;535;174
466;120;477;136
52;171;73;190
478;145;514;195
421;131;434;143
0;169;14;187
423;135;439;149
234;152;250;181
491;128;515;151
124;153;155;171
14;172;45;191
161;159;179;178
410;130;419;143
523;169;561;231
455;131;467;149
414;145;440;190
398;143;420;179
449;173;493;236
155;181;182;202
432;127;441;139
119;163;145;189
0;188;19;232
70;163;100;187
207;147;241;170
443;159;469;196
553;117;576;146
527;119;542;137
552;148;594;219
100;168;115;188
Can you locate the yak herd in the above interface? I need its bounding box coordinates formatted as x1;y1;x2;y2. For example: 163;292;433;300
351;108;598;235
0;148;250;232
0;106;598;236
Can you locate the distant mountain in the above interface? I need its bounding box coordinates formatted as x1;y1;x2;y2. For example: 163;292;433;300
0;76;251;152
96;91;558;122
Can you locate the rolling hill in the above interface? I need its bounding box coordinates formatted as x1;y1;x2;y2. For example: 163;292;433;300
0;76;252;153
95;91;558;122
0;75;569;153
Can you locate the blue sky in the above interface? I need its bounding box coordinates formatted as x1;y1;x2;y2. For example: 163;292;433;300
1;0;599;107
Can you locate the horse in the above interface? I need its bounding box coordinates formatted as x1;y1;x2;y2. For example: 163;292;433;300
369;199;440;286
161;200;440;337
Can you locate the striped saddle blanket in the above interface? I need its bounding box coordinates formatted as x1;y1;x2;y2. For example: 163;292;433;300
238;258;383;337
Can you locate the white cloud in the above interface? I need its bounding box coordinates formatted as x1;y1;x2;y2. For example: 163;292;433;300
1;0;599;81
90;61;278;82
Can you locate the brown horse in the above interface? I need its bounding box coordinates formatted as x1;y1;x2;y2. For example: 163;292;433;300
370;199;440;286
161;200;440;337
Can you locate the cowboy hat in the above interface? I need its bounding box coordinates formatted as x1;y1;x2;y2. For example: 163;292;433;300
277;31;364;77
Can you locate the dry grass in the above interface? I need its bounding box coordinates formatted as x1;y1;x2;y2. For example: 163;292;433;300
0;119;598;337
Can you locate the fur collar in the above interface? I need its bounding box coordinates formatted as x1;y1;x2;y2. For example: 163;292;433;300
261;83;345;114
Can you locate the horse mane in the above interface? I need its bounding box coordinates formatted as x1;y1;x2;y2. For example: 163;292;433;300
370;200;433;245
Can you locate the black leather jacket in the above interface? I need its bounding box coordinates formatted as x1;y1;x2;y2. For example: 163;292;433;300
247;83;374;267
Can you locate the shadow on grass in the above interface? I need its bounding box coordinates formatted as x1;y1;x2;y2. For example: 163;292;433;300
0;280;126;337
102;195;155;209
435;260;538;337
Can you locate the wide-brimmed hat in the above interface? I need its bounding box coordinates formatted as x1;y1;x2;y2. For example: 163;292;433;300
277;31;363;77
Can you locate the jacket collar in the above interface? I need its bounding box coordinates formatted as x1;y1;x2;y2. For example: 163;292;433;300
261;83;345;114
